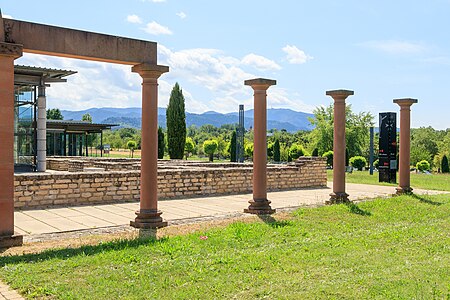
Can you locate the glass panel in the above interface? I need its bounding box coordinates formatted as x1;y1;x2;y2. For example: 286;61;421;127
14;85;36;170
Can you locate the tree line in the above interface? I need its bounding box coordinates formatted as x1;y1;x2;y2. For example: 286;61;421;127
47;84;450;172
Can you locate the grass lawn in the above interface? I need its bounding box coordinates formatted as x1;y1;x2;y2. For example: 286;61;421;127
1;194;449;299
328;170;450;191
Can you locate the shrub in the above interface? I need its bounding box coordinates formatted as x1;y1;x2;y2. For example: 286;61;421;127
373;159;379;169
126;140;137;158
416;160;431;172
441;155;449;173
184;137;195;159
273;139;281;162
322;151;333;167
312;148;319;157
349;156;367;171
289;144;306;160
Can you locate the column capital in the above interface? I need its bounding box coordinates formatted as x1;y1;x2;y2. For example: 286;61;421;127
326;89;354;101
132;63;169;79
245;78;276;90
0;42;23;58
393;98;418;107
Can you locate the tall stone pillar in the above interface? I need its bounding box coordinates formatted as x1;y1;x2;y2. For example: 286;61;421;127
36;83;47;172
394;98;418;195
244;78;276;214
326;89;354;204
0;41;23;247
130;63;169;229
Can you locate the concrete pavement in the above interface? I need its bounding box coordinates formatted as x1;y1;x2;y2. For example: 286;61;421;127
13;182;447;237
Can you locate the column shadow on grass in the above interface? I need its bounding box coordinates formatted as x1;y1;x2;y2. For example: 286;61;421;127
0;236;160;264
346;202;372;216
411;194;443;206
258;215;293;228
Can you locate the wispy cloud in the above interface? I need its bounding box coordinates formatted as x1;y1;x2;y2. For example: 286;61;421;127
241;53;281;71
361;40;426;55
176;11;187;19
142;21;173;35
282;45;313;64
126;14;143;24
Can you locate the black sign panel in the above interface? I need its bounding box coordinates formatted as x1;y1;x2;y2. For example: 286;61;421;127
379;112;397;183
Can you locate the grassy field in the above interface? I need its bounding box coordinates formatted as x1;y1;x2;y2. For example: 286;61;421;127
1;194;449;299
328;170;450;191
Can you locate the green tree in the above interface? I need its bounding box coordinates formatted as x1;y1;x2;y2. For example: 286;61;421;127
158;127;165;159
308;104;373;159
230;131;237;162
442;155;449;173
203;139;218;162
126;140;137;158
166;82;186;159
273;139;281;162
245;143;254;160
374;159;379;169
184;137;195;159
47;108;64;120
349;156;367;171
322;151;333;167
81;113;93;123
311;148;319;157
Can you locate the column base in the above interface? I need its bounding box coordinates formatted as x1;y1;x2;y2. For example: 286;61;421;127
244;198;276;215
130;209;168;229
326;192;350;205
0;233;23;249
395;186;413;195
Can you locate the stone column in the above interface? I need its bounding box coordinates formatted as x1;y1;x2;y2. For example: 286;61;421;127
36;83;47;172
130;63;169;229
0;42;23;248
326;89;354;204
394;98;418;195
244;78;276;214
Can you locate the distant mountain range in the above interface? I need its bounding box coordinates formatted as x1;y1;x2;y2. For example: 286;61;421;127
60;107;315;132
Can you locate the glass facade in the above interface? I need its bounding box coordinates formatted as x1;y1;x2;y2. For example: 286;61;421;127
14;85;36;171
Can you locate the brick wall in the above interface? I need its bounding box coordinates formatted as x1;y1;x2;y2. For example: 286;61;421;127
15;157;326;209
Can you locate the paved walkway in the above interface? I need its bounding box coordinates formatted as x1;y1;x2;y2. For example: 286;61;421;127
14;182;447;237
0;281;23;300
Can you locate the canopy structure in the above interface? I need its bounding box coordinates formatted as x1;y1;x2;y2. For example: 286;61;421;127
14;65;76;172
46;120;117;157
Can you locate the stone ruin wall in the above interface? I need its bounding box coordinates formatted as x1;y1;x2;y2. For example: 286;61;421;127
14;157;327;209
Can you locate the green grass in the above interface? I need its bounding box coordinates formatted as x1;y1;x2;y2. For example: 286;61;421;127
328;170;450;191
1;195;449;299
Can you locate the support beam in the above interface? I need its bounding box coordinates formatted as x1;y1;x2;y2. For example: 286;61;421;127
326;89;354;204
394;98;418;195
130;63;169;229
36;83;46;172
244;78;276;215
0;41;23;247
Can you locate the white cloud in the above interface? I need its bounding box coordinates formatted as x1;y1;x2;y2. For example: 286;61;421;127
16;53;142;111
282;45;313;64
362;40;426;55
126;14;143;24
142;21;173;35
176;12;187;19
241;53;281;71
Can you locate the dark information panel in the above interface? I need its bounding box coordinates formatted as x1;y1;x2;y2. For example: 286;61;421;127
379;112;397;183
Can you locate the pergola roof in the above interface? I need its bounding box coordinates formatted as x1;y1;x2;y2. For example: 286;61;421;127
47;120;118;133
14;65;77;86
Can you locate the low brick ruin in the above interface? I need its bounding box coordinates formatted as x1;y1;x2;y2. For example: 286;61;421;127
14;157;327;209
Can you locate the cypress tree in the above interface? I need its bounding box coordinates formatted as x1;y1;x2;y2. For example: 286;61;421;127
157;127;165;159
442;155;449;173
166;83;186;159
345;148;349;166
230;131;237;162
312;148;319;157
273;139;281;162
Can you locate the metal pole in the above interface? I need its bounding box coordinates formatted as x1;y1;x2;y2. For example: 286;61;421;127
369;126;374;175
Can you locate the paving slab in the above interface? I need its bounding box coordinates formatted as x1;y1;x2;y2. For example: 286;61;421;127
13;182;448;236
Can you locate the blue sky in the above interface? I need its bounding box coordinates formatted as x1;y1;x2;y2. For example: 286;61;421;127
2;0;450;129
